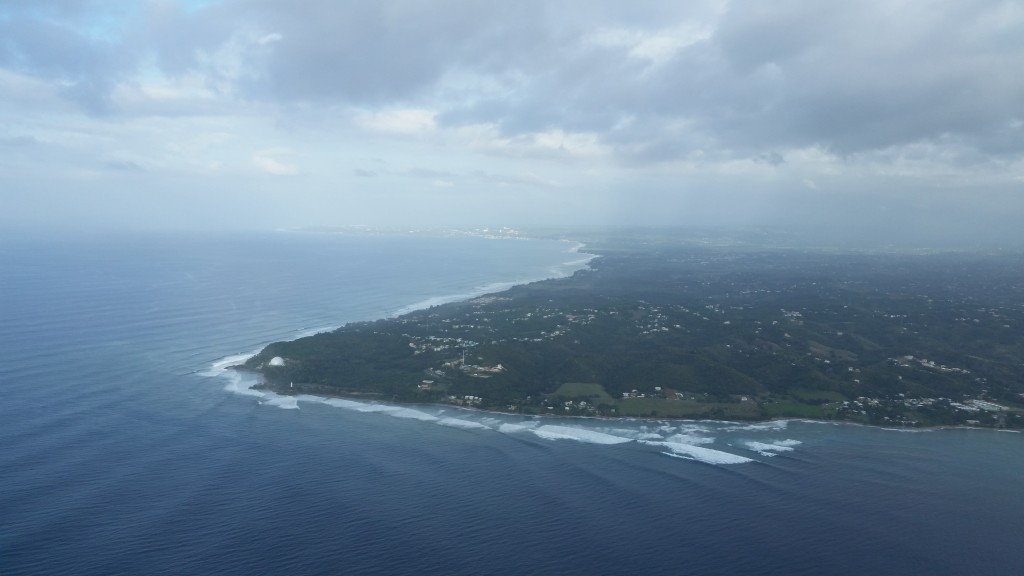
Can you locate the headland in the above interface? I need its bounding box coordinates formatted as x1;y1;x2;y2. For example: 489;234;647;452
241;230;1024;429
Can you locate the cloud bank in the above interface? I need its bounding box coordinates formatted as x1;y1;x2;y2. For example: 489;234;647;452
1;0;1022;244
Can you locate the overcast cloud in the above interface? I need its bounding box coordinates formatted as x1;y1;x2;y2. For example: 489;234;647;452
1;0;1022;245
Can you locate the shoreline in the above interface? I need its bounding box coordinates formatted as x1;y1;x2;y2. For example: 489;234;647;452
234;374;1015;433
217;233;596;385
216;233;1019;433
241;355;1012;432
215;234;595;365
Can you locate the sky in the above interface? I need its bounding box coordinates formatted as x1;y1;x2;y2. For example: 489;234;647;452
1;0;1023;245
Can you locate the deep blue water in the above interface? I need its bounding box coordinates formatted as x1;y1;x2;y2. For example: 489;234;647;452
2;230;1023;575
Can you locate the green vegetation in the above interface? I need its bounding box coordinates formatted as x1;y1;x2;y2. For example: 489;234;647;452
242;235;1024;428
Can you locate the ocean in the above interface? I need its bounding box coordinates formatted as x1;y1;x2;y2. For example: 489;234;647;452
2;230;1022;575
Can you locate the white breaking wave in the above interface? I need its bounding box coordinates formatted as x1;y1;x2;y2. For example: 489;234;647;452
643;440;754;465
220;371;265;399
665;433;716;446
438;417;492;430
351;403;439;421
389;279;550;317
497;422;539;434
293;325;337;338
264;396;299;410
203;334;784;462
602;427;672;441
744;439;802;457
314;397;369;410
531;425;634;445
391;292;486;317
212;373;777;462
723;420;788;432
390;242;592;317
201;349;263;377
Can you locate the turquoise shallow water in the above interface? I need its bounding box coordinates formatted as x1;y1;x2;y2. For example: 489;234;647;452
2;230;1023;575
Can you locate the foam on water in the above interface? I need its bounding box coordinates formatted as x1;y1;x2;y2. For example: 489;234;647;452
531;425;634;445
351;403;439;421
643;439;754;465
263;396;299;410
666;433;716;446
497;422;539;434
210;376;813;464
201;349;263;377
311;396;368;410
294;325;337;338
208;357;791;463
438;417;492;430
207;353;808;465
389;278;560;317
221;370;265;399
744;439;802;457
723;420;788;432
390;243;591;317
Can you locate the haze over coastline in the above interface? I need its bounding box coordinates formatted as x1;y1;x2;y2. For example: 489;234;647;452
2;1;1022;249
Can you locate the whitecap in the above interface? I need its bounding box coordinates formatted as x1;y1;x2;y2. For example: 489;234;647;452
200;349;262;377
603;428;663;441
498;422;538;434
676;424;713;435
263;396;299;410
355;404;439;421
388;242;593;318
531;425;633;445
315;397;370;410
722;420;788;432
438;418;491;430
665;433;715;446
294;325;337;338
744;439;802;456
643;440;754;465
221;371;265;398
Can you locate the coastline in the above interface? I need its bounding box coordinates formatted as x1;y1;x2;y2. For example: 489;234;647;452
248;379;1018;433
215;234;597;394
389;240;596;317
215;233;1021;432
